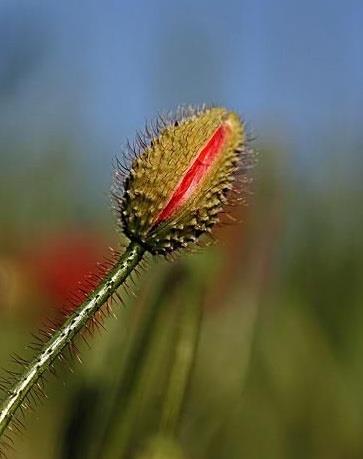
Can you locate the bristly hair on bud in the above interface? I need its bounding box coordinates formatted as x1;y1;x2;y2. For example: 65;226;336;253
112;105;255;255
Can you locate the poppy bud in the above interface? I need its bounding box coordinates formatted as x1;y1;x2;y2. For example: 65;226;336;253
114;106;253;254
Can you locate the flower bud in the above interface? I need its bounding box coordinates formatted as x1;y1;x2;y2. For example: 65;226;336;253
114;106;253;254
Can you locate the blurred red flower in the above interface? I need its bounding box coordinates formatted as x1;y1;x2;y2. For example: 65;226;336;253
26;231;107;309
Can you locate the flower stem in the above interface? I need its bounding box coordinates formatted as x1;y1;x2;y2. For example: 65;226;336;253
0;241;145;439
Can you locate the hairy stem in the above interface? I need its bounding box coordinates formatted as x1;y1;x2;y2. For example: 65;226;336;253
0;241;145;439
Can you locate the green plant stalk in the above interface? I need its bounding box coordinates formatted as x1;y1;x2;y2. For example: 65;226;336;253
160;280;203;433
0;241;145;439
97;267;203;459
98;266;185;459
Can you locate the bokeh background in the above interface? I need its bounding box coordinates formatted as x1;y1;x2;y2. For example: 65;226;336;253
1;1;363;458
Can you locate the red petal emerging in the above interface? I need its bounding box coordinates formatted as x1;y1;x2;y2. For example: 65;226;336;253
155;123;230;224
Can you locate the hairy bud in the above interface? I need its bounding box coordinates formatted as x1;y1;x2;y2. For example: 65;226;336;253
114;106;253;254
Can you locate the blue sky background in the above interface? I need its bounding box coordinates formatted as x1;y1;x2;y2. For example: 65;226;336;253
0;0;362;193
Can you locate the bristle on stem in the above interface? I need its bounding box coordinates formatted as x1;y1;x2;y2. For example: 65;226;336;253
0;242;145;439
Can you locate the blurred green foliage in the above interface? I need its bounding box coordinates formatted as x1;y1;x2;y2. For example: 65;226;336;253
1;135;363;459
